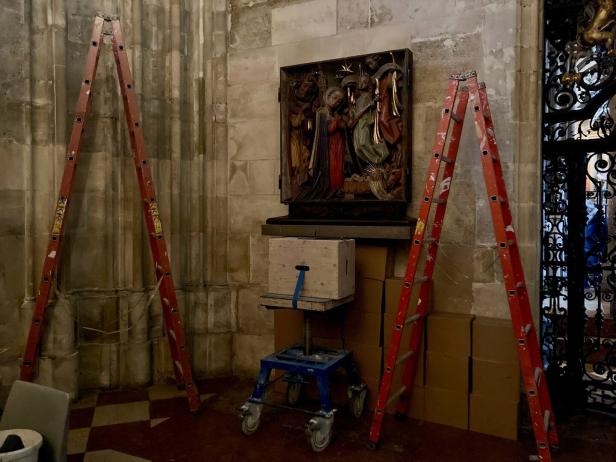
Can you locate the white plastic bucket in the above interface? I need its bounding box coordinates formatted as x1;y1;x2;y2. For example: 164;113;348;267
0;429;43;462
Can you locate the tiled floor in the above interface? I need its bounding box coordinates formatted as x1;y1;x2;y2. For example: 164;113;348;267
67;382;216;462
66;377;615;462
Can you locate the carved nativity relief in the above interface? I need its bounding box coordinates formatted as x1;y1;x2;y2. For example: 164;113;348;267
280;50;412;219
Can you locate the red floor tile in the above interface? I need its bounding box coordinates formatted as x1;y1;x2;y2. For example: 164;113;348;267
96;389;149;406
87;421;152;455
69;408;94;429
149;397;192;420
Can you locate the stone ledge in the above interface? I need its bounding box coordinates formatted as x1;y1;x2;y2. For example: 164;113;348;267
261;218;415;240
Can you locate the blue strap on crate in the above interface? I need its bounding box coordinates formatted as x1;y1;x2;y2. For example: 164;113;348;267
292;265;309;309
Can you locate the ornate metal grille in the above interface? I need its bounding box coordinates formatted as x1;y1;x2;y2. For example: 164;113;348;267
542;0;616;415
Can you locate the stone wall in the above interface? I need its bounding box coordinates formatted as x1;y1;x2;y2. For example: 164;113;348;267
0;0;543;394
227;0;543;375
0;0;233;401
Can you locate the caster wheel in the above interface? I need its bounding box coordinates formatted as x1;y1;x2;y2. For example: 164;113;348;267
240;413;260;435
305;416;334;453
239;402;262;436
286;382;302;406
350;387;367;418
367;441;378;451
308;425;332;452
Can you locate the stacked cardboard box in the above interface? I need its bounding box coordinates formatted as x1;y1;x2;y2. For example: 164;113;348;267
383;277;430;418
342;244;394;409
424;312;474;430
469;317;520;440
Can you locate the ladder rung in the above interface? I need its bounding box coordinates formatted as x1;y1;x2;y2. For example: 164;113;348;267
544;410;551;432
386;386;407;406
523;324;533;336
395;350;415;366
425;238;439;244
441;156;454;164
405;276;428;288
534;367;542;385
405;314;422;325
433;198;447;205
451;114;462;123
516;282;525;289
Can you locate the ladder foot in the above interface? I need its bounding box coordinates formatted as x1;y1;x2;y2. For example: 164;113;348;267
366;441;378;451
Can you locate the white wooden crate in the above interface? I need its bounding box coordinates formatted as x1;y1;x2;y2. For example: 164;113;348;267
268;238;355;300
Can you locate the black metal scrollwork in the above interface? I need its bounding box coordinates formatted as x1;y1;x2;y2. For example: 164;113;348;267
543;0;616;416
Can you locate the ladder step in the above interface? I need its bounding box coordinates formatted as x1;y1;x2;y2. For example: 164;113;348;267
441;156;454;164
425;238;439;244
405;313;422;325
433;198;447;205
404;276;429;288
523;323;533;337
395;350;415;366
386;386;407;407
534;367;542;385
451;114;462;123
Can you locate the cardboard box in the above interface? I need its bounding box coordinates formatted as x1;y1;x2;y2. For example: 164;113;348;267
426;312;474;356
346;342;383;380
274;310;303;350
473;317;518;363
385;277;432;315
472;358;520;399
312;309;344;340
268;238;355;299
305;371;348;404
425;351;469;393
424;386;469;430
355;245;394;281
351;278;384;314
386;385;425;419
469;393;519;440
344;310;382;345
313;337;344;350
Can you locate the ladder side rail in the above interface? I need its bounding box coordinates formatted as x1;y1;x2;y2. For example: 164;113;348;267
477;86;537;339
110;19;200;412
469;78;555;460
369;78;461;445
107;20;181;366
477;85;558;445
477;84;526;291
21;17;106;381
394;88;470;416
476;86;552;368
109;18;182;373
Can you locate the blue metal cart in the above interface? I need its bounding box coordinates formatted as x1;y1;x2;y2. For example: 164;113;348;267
240;307;367;452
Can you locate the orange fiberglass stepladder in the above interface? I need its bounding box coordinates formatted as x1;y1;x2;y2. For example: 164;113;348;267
20;14;200;412
368;72;559;461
